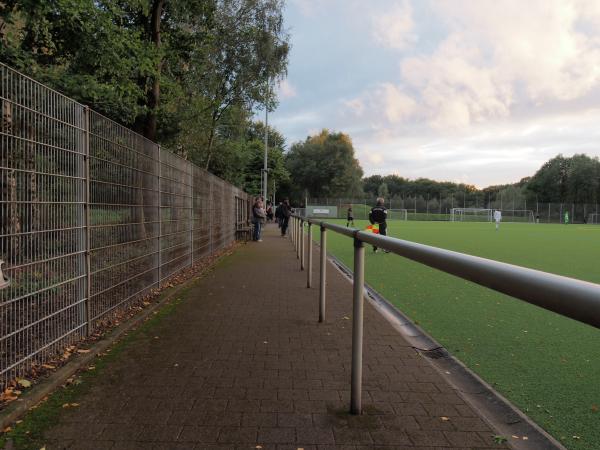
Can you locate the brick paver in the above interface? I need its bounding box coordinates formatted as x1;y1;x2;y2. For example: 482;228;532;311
42;224;508;449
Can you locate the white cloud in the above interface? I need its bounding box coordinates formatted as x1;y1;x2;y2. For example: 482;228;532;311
371;1;417;50
345;82;416;124
277;79;297;99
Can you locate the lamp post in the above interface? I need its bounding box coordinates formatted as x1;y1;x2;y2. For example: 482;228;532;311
263;79;270;202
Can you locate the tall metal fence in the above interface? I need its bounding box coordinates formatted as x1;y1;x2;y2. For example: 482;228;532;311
0;63;251;387
308;197;600;223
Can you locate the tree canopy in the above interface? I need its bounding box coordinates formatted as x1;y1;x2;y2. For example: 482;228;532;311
284;130;364;200
0;0;289;182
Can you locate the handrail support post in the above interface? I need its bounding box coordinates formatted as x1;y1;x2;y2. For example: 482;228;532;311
350;236;365;415
319;225;326;322
307;223;312;287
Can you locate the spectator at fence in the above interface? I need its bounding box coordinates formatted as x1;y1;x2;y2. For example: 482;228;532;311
369;198;388;253
346;206;355;227
280;199;293;237
252;198;266;241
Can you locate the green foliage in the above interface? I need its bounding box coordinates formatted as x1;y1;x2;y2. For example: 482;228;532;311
528;154;600;204
285;129;364;200
363;174;478;203
0;0;290;184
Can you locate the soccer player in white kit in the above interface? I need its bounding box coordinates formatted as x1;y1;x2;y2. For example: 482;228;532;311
493;210;502;231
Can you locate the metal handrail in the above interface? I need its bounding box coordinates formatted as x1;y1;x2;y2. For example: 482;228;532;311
289;214;600;415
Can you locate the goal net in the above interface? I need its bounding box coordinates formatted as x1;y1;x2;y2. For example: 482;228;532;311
388;209;408;220
450;208;492;222
500;210;535;223
588;213;600;224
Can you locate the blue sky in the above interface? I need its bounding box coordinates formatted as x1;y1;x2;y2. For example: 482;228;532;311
269;0;600;187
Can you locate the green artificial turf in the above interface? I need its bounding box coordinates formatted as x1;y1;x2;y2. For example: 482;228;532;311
317;220;600;450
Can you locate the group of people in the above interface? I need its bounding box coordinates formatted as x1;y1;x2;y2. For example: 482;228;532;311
251;197;293;241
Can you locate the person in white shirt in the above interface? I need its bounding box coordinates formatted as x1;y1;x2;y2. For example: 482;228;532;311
493;210;502;231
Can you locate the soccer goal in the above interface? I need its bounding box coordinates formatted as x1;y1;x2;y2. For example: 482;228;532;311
388;209;408;221
500;210;535;223
450;208;493;222
588;213;600;224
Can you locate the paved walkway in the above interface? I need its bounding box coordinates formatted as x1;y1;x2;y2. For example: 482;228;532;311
43;224;508;449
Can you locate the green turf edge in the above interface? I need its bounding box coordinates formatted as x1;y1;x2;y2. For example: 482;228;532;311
0;296;185;450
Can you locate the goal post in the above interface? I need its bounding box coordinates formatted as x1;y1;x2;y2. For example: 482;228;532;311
450;208;493;222
388;209;408;221
587;213;600;224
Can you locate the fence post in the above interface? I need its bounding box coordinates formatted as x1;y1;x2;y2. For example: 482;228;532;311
350;236;365;415
83;106;92;336
190;164;194;266
306;223;312;287
158;145;162;284
319;225;327;323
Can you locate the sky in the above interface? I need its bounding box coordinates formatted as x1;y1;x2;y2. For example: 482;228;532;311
269;0;600;188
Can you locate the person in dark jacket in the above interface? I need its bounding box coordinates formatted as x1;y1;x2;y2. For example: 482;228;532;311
368;197;388;253
346;206;355;227
280;199;293;236
275;202;283;228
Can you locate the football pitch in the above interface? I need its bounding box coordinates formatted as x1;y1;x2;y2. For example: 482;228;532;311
318;220;600;449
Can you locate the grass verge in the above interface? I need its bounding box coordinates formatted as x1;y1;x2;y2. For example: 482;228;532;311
0;296;185;450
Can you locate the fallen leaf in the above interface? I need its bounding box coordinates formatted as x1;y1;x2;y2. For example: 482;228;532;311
573;436;581;440
440;416;450;421
17;379;32;388
77;349;91;354
342;316;350;320
523;437;529;440
592;404;598;413
42;364;56;370
512;435;519;439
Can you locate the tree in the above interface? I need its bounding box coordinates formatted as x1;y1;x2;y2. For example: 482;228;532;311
0;0;289;146
285;130;364;201
377;182;389;199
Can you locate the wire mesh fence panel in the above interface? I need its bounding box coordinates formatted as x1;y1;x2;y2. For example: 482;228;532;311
192;166;212;261
159;149;193;281
88;111;160;323
1;64;87;385
0;64;251;389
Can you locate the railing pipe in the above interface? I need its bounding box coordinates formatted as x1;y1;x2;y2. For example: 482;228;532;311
294;215;600;330
350;237;365;414
319;225;326;322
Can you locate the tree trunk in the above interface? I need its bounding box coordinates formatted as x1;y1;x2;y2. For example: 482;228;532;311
145;0;165;142
204;112;219;171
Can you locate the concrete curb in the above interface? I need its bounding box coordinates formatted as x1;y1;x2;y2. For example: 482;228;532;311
327;253;566;450
0;247;236;432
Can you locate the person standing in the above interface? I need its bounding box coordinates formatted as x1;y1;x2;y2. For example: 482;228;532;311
252;198;266;241
280;199;293;237
493;209;502;231
346;206;355;227
369;197;388;253
275;201;283;228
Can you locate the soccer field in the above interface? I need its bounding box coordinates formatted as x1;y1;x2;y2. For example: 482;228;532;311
319;220;600;449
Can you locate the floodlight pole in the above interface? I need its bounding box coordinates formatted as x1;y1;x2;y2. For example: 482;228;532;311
263;98;269;202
